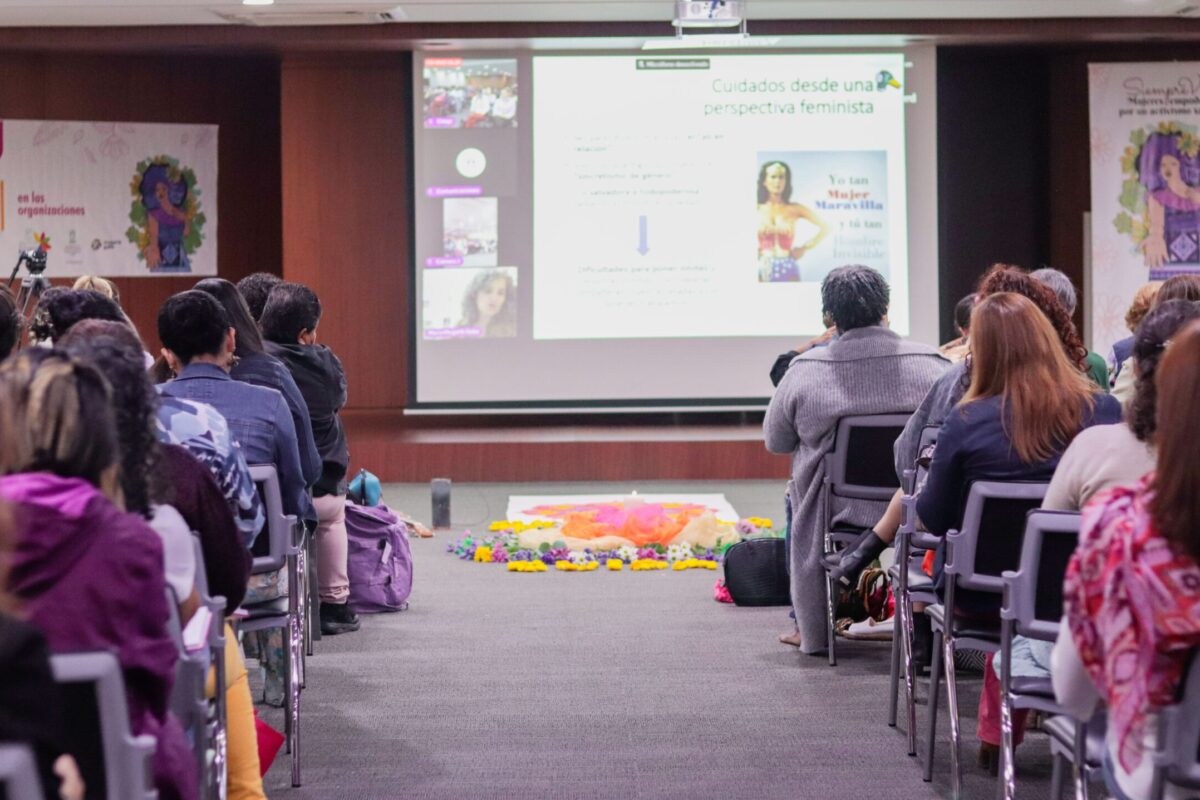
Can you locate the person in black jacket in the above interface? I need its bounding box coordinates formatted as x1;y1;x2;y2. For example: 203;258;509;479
259;282;359;635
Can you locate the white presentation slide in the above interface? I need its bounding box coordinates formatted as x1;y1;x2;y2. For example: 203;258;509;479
532;53;910;340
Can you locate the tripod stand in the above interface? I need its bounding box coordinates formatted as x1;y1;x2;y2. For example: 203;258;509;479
13;271;51;317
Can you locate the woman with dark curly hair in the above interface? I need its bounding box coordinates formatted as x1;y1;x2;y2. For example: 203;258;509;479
58;321;200;622
1045;299;1200;511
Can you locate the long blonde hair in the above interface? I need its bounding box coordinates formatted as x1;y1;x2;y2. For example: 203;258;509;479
962;292;1097;463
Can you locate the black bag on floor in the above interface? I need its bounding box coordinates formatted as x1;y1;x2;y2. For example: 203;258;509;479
723;538;790;606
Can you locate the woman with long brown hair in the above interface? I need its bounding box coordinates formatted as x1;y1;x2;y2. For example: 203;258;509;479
1054;319;1200;799
914;292;1121;767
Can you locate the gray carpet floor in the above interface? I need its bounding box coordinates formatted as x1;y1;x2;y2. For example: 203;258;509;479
257;481;1065;799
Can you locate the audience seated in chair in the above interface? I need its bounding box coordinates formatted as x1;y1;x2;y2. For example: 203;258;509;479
0;286;21;361
937;293;976;364
1029;268;1110;390
0;349;196;800
261;281;359;636
63;319;268;800
195;277;322;495
830;264;1098;588
0;505;85;800
157;290;309;523
28;288;125;346
237;271;282;323
1113;274;1200;405
764;264;948;653
911;292;1121;769
983;296;1200;774
1107;281;1162;390
1053;319;1200;800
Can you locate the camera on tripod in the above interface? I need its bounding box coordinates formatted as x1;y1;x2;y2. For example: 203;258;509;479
8;245;52;318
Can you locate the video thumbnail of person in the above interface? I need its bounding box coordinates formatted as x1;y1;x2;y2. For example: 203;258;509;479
423;57;519;129
423;266;518;340
442;197;499;267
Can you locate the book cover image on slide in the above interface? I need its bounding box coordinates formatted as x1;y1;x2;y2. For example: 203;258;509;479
755;150;889;285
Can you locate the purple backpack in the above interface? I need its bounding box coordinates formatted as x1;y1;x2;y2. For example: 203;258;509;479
346;502;413;614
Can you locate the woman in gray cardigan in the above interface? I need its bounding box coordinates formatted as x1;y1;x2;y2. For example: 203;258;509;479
764;265;948;654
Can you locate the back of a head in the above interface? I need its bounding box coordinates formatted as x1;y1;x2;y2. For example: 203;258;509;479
260;282;322;344
237;272;283;322
1150;319;1200;562
0;285;21;361
964;292;1095;463
1127;299;1200;443
71;275;120;304
1030;267;1078;318
0;348;117;488
29;289;125;344
60;320;160;516
194;277;264;356
953;293;976;334
1125;281;1164;333
157;290;231;365
1155;274;1200;306
977;264;1087;370
820;265;888;332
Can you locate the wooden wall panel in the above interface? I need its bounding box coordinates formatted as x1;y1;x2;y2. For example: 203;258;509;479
0;54;282;352
280;55;409;410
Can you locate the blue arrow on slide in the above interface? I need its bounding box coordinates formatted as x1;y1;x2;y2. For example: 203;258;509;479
637;215;649;255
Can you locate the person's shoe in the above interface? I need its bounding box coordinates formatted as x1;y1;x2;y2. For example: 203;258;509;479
978;742;1000;775
320;602;361;635
829;529;888;586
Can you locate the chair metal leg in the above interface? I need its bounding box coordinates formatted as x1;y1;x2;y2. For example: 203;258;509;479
1000;666;1016;800
289;611;302;787
296;546;308;687
213;639;228;800
903;595;918;756
887;604;901;727
923;628;944;782
1072;720;1089;800
825;573;837;666
283;624;292;754
1050;754;1065;800
943;633;962;799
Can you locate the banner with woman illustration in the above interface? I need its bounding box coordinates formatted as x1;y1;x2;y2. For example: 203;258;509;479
1088;63;1200;355
0;119;218;277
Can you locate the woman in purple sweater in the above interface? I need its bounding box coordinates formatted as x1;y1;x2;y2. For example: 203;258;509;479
0;349;196;800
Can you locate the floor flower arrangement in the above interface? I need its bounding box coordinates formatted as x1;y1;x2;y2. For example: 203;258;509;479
445;517;778;574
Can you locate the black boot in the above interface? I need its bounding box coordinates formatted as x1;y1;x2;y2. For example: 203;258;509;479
320;601;361;635
829;529;888;586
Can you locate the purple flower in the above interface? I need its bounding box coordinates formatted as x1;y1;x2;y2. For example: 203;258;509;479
736;519;756;536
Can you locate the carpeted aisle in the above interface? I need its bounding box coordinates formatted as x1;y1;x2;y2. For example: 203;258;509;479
259;481;1057;799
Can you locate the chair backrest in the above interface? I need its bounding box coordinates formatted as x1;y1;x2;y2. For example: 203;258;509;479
945;481;1049;596
826;414;910;501
0;744;43;800
50;652;157;800
1155;651;1200;794
248;464;296;574
1001;510;1082;642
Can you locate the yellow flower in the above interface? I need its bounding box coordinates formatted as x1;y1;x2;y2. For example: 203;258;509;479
606;559;623;571
699;560;718;570
488;521;508;532
672;561;687;571
473;546;493;563
508;560;547;573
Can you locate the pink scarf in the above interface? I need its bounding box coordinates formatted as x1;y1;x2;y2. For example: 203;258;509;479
1065;475;1200;773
